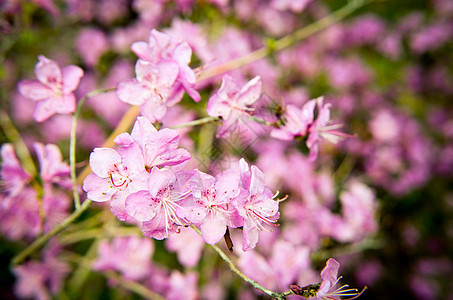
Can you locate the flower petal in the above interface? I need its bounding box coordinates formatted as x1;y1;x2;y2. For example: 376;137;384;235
61;65;84;94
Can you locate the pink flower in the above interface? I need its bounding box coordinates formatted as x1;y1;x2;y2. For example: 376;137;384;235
18;55;84;122
125;168;192;239
232;159;279;251
166;271;199;300
114;116;191;169
183;169;241;245
207;75;262;138
239;240;311;292
271;0;312;13
117;29;200;121
116;59;180;121
83;147;148;220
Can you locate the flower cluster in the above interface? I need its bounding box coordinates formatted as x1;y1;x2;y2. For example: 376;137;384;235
83;116;280;251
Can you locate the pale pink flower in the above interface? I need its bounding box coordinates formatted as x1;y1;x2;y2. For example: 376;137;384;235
239;240;311;292
117;29;200;121
126;168;192;239
82;145;148;221
183;169;240;245
166;271;199;300
12;241;69;300
116;59;180;121
207;75;262;138
18;55;84;122
232;159;279;251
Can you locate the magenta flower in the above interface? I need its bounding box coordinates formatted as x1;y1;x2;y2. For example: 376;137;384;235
316;258;366;300
207;75;262;138
183;169;240;245
232;159;279;251
125;168;192;240
18;55;84;122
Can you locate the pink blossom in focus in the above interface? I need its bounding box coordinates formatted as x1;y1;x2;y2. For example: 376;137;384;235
232;159;279;251
182;169;240;245
114;116;191;169
126;168;193;239
82;145;148;220
18;55;84;122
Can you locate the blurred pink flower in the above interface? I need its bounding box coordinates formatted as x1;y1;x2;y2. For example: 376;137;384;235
75;28;109;67
166;226;205;267
92;236;154;280
18;55;84;122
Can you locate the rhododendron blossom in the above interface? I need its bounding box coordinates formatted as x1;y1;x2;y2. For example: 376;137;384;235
18;55;84;122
